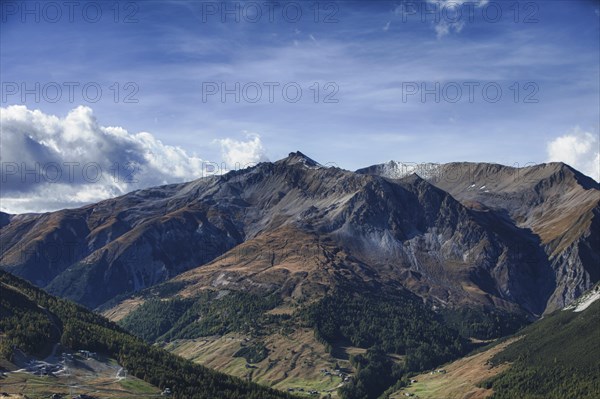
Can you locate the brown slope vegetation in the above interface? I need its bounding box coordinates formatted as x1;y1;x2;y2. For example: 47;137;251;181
390;338;519;399
164;329;348;395
171;226;338;300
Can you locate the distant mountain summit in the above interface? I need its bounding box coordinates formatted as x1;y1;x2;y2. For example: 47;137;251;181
1;154;598;316
356;160;441;180
279;151;322;168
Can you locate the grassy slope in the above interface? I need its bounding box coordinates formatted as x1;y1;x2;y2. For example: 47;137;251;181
391;339;517;399
165;329;352;395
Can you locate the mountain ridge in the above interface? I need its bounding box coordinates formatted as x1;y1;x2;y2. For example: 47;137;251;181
1;154;598;315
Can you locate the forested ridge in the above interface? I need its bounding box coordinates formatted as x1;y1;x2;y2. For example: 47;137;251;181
301;288;471;398
120;290;284;342
482;298;600;399
0;270;296;399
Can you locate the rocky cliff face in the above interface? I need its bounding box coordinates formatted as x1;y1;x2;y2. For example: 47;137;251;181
1;153;598;315
358;161;600;313
0;178;243;307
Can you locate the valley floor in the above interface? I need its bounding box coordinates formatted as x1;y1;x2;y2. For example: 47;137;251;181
0;351;161;399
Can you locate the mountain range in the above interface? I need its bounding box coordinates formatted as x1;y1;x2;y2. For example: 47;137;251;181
1;152;599;398
1;152;598;315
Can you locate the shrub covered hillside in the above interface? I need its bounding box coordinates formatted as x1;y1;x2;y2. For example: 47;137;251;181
119;290;284;342
483;297;600;399
0;270;296;399
301;287;471;399
118;280;527;399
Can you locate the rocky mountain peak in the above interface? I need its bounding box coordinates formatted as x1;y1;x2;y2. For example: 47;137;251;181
537;162;599;190
278;151;322;168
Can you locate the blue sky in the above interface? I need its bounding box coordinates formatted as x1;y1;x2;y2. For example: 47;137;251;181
1;0;599;212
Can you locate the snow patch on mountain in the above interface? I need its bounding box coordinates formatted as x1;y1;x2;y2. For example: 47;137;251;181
573;290;600;312
564;286;600;312
378;161;441;180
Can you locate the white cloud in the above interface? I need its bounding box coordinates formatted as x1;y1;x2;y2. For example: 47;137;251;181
216;133;268;168
546;128;600;181
426;0;488;38
0;105;218;213
435;20;465;38
383;21;391;31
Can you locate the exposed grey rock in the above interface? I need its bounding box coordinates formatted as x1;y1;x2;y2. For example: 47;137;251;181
1;154;598;316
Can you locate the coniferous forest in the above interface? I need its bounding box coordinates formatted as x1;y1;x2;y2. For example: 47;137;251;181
0;270;295;399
